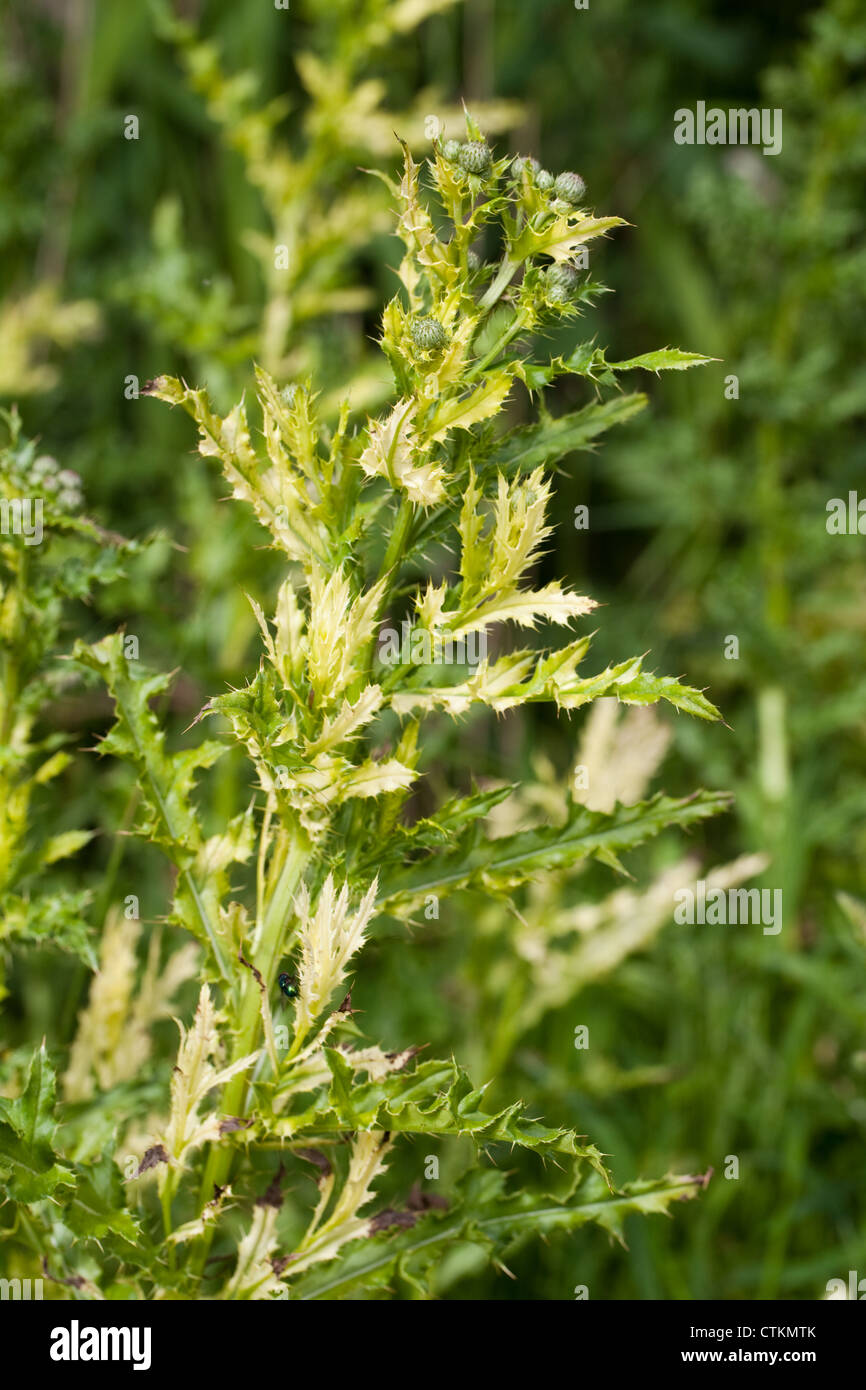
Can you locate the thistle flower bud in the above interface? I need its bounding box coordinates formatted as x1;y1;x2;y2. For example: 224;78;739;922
535;169;555;192
466;249;482;272
546;263;582;292
512;155;541;179
458;141;492;175
442;139;461;162
542;262;583;306
410;316;449;351
554;171;587;204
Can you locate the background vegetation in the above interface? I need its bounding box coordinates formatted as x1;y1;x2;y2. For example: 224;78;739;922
1;0;864;1299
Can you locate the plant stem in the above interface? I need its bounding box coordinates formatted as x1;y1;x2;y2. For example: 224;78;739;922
380;494;415;583
160;1181;176;1269
190;827;309;1274
469;311;526;378
478;257;519;311
354;494;416;688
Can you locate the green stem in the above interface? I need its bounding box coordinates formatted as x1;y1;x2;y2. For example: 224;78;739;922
478;257;519;312
469;311;527;379
379;495;415;584
160;1180;176;1270
108;679;232;984
190;828;309;1275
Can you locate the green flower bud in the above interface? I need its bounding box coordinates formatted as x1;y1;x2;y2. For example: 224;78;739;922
410;316;449;351
546;283;572;305
442;139;461;162
458;141;492;175
546;263;582;292
466;249;482;272
511;155;540;179
554;171;586;204
535;169;555;192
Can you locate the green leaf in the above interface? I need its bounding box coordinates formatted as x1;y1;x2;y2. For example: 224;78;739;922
376;790;732;909
275;1051;610;1181
72;632;234;980
0;1041;59;1147
291;1166;709;1299
0;890;97;972
40;829;96;866
426;369;514;441
609;671;725;721
605;347;717;373
487;394;647;475
0;1044;75;1202
511;214;627;264
396;785;514;847
63;1149;141;1244
554;657;724;721
521;343;715;389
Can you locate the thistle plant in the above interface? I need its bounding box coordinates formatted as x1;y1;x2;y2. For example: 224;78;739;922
5;121;728;1299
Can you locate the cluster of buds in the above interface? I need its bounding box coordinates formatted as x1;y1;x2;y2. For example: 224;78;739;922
439;140;588;206
543;262;584;305
1;433;84;514
441;137;493;177
510;157;591;313
434;134;592;321
511;156;587;207
30;456;84;511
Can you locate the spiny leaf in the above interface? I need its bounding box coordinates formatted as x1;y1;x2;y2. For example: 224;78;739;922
62;1149;141;1244
273;1050;609;1181
0;891;97;972
291;1166;709;1299
425;369;515;441
487;394;647;475
554;658;724;721
72;633;236;980
390;648;721;721
0;1044;75;1202
605;348;717;373
376;791;732;910
510;213;628;264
